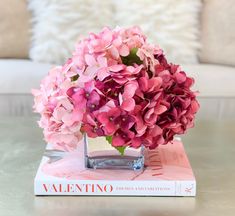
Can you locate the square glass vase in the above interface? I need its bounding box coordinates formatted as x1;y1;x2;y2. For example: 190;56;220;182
84;134;145;171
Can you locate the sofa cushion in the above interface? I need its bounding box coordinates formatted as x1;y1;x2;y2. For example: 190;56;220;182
199;0;235;66
0;0;30;58
0;59;51;94
1;60;235;98
182;64;235;97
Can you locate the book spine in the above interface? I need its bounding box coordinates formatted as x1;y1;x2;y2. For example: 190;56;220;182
34;179;196;196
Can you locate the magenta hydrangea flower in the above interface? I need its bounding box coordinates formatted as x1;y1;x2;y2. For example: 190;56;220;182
97;107;121;135
33;26;199;152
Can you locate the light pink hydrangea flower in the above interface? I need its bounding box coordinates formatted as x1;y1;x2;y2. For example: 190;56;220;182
33;26;199;152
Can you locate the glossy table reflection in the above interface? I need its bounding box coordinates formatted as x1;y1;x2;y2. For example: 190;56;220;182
0;117;235;216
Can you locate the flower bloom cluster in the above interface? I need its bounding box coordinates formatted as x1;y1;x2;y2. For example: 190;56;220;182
33;26;199;151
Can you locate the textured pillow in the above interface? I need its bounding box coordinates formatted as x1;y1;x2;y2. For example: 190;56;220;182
0;0;30;58
28;0;114;64
114;0;202;64
199;0;235;66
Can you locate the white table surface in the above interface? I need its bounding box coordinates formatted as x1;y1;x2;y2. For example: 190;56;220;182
0;116;235;216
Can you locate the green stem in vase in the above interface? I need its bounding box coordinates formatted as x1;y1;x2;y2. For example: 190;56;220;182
105;136;126;156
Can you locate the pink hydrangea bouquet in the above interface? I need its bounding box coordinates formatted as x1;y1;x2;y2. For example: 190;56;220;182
33;26;199;154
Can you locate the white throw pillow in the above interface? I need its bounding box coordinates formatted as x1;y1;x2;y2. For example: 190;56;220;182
114;0;202;64
28;0;114;64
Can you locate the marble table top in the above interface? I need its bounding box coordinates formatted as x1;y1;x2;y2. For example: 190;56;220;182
0;116;235;216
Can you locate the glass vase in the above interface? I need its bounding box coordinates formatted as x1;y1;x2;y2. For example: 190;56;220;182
84;134;145;171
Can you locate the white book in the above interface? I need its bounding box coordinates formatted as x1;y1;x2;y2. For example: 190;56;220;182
34;138;196;196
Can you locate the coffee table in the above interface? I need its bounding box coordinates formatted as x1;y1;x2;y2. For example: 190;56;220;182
0;116;234;216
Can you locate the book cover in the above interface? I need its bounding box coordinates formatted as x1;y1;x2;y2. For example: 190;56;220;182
34;138;196;196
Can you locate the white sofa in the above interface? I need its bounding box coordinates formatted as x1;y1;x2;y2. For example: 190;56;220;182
1;0;234;120
0;59;235;120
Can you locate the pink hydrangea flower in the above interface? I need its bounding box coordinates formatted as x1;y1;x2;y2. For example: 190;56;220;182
97;107;121;135
33;26;199;152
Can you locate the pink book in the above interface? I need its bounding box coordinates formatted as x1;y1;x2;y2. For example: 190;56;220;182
34;138;196;196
